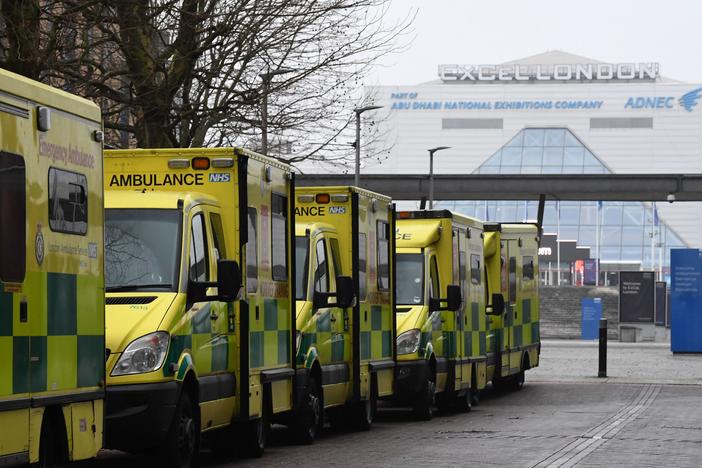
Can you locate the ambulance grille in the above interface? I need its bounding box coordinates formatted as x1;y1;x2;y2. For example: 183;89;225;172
106;296;157;305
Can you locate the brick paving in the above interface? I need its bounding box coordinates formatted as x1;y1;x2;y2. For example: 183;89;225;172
91;340;702;467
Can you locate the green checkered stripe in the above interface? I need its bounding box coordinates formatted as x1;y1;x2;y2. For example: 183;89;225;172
511;298;539;348
463;302;487;358
419;311;454;358
0;272;104;397
163;302;233;377
360;304;392;361
249;298;291;369
298;308;345;365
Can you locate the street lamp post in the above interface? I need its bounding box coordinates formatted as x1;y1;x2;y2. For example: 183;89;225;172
428;146;450;209
259;68;295;155
354;105;383;187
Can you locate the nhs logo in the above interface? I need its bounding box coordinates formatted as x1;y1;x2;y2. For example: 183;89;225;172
328;206;346;214
209;173;230;183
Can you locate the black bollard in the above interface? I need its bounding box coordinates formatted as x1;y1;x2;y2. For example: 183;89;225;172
598;318;607;378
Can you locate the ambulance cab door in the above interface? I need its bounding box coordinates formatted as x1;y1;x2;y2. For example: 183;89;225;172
311;236;334;367
327;236;348;365
186;208;217;379
207;209;236;394
504;241;519;375
0;151;30;460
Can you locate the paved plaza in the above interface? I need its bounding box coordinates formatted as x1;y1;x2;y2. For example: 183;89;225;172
93;340;702;467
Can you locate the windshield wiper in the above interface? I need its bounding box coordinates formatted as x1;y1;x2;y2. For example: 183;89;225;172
106;283;173;292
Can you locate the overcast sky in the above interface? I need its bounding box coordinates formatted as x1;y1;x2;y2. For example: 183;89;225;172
367;0;702;86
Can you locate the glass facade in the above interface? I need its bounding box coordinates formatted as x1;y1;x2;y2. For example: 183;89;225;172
440;128;687;268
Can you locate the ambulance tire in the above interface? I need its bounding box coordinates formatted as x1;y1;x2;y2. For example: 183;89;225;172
164;391;198;468
37;409;67;467
355;395;376;431
470;369;480;406
511;370;525;391
470;386;481;406
293;377;322;445
413;377;435;421
455;390;472;413
240;416;268;458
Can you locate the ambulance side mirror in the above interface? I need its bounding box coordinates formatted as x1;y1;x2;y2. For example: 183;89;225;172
217;259;242;302
313;276;356;309
335;276;356;309
429;285;462;312
486;293;505;315
446;285;462;312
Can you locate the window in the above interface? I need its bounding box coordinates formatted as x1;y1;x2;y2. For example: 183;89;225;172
429;256;440;299
396;253;423;305
358;233;367;300
210;212;226;261
470;254;481;285
377;220;390;290
295;236;309;300
452;229;459;283
330;238;342;279
314;239;328;293
105;208;181;291
271;194;288;281
509;257;517;302
48;168;87;235
523;256;534;280
246;208;258;293
0;153;26;282
189;213;209;282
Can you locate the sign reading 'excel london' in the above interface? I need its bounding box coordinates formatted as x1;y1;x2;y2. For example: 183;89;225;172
438;62;660;83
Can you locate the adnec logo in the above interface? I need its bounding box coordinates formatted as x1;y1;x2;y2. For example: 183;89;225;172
624;87;702;111
679;87;702;112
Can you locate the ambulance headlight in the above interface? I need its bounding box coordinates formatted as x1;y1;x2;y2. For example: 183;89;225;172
396;328;421;355
112;332;170;376
296;331;302;354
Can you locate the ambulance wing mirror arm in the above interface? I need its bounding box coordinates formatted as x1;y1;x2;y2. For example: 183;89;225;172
313;276;356;309
187;259;242;304
486;293;505;315
429;285;462;312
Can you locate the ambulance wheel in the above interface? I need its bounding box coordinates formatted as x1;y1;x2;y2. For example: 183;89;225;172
413;377;435;421
38;409;67;467
293;377;322;444
455;390;472;413
470;386;480;406
511;370;525;391
164;391;198;468
241;416;268;458
355;395;375;431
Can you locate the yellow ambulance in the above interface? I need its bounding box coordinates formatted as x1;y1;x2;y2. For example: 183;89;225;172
395;210;482;420
483;223;540;390
0;68;105;465
103;148;304;465
294;186;395;433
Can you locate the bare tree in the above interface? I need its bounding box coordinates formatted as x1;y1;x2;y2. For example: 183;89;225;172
1;0;412;168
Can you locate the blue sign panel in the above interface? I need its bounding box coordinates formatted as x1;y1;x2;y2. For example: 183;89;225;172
581;298;602;340
671;249;702;353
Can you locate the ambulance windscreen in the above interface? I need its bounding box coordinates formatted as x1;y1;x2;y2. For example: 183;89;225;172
105;208;181;292
396;253;424;306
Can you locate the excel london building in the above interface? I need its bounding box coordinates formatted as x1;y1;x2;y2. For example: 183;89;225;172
365;51;702;284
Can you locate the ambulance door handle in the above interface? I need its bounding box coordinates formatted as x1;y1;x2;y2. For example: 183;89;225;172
19;300;28;323
330;314;337;322
210;311;219;321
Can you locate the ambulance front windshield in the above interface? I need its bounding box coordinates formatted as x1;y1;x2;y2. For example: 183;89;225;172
105;208;182;292
396;253;424;305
